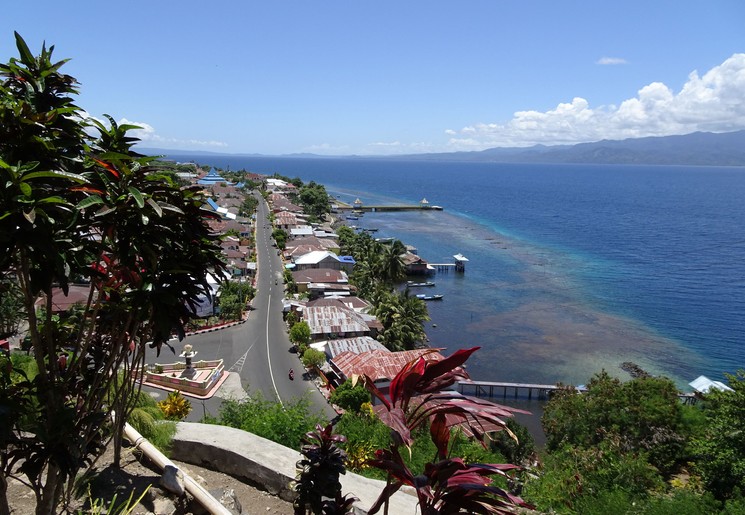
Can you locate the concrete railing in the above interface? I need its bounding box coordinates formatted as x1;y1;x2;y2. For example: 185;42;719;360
172;422;420;515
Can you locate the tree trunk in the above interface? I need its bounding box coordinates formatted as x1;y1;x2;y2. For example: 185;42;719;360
36;463;62;515
0;473;10;515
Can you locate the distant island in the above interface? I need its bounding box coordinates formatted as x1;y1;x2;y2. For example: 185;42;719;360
140;129;745;167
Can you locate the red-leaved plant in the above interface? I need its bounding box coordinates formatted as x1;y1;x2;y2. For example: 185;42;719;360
356;346;533;514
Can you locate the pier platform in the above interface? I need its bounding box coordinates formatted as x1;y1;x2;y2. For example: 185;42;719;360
337;205;443;212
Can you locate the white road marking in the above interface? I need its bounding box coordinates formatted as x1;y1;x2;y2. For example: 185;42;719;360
228;344;253;373
266;286;283;407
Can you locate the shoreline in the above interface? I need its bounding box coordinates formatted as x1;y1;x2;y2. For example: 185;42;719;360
330;192;705;391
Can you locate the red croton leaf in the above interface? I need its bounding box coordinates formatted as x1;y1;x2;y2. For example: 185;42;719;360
388;355;427;406
376;406;412;447
92;158;120;178
429;412;451;460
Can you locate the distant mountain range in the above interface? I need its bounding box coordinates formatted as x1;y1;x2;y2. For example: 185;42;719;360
140;129;745;167
396;130;745;166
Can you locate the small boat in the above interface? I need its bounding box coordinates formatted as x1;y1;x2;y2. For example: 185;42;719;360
347;215;359;221
416;294;444;301
407;281;435;287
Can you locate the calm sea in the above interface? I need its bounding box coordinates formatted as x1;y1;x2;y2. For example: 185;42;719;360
168;155;745;389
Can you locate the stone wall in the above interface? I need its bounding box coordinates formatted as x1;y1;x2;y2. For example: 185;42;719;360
172;422;420;514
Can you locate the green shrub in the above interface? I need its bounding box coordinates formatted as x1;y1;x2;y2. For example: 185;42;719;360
523;442;664;513
490;418;535;465
301;348;326;370
207;394;325;450
329;380;370;413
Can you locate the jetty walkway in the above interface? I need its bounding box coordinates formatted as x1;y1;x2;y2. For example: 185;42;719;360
457;380;583;401
337;204;443;212
457;380;698;403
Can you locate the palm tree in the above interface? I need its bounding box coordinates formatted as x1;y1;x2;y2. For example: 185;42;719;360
374;291;429;351
374;240;406;286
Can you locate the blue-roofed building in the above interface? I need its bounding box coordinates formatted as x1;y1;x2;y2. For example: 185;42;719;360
205;198;220;211
294;251;355;273
197;167;231;186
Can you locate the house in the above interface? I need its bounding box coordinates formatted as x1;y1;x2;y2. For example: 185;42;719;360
292;268;348;293
330;348;446;387
689;375;734;394
303;302;372;341
309;336;388;361
294;251;355;273
310;296;371;314
290;226;315;239
35;285;92;313
197;167;231;186
401;251;429;275
275;211;300;230
285;236;340;255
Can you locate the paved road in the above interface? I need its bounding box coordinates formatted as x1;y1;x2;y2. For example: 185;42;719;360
144;193;336;422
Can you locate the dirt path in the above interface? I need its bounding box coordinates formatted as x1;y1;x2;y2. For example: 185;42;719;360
5;442;294;514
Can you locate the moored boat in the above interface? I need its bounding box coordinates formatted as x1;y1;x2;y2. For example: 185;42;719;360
407;281;436;287
416;294;444;301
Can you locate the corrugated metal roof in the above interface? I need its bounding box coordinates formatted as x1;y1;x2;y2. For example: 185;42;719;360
332;349;444;382
325;337;389;358
304;305;369;336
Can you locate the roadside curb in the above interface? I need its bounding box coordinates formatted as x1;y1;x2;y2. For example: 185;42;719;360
184;313;250;337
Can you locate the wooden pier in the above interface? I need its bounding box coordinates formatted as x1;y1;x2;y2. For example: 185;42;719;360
458;380;583;401
429;253;468;273
458;380;699;404
337;205;443;212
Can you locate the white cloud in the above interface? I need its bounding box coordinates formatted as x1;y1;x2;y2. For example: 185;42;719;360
81;117;228;150
445;53;745;151
116;118;228;149
597;56;628;65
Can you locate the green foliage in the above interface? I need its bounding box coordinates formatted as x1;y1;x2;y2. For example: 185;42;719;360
285;310;299;327
127;390;176;453
239;194;258;217
329;380;371;414
637;489;722;515
272;228;288;249
289;321;311;345
523;441;664;513
301;348;326;370
0;276;25;337
77;484;152;515
207;394;326;450
297;181;331;221
490;418;536;465
689;370;745;501
1;32;228;513
542;372;686;475
216;280;254;321
373;290;429;351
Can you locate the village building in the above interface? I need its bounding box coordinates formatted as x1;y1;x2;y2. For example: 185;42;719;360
401;251;430;275
303;302;374;341
196;167;231;187
309;336;388;361
289;225;315;239
329;348;446;391
293;250;355;273
285;236;340;254
291;268;348;293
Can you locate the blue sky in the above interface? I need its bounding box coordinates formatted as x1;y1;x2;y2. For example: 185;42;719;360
4;1;745;155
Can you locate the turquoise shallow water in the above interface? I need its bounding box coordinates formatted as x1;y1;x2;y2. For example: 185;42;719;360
169;155;745;388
